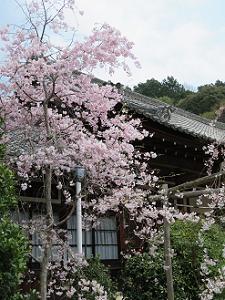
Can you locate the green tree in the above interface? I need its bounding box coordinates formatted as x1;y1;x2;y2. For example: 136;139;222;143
120;220;225;300
177;83;225;117
0;217;29;300
134;78;162;98
133;76;192;105
161;76;191;104
0;122;29;299
133;77;225;119
158;96;175;105
215;80;225;88
71;257;117;300
0;163;17;214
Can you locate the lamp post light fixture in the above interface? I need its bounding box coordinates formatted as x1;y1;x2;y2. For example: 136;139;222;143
74;165;86;255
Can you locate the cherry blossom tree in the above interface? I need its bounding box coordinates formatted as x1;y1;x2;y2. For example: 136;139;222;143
3;2;222;299
0;0;157;298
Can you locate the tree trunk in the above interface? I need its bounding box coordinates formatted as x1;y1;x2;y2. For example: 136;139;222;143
40;94;54;299
40;166;53;300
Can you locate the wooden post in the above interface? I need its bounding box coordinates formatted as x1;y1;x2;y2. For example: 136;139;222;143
162;184;174;300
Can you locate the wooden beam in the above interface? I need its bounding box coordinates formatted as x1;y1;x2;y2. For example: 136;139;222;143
150;155;203;175
171;188;221;199
148;171;225;202
20;196;61;205
169;171;225;193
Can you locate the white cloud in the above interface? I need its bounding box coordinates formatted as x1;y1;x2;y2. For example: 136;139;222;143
64;0;225;88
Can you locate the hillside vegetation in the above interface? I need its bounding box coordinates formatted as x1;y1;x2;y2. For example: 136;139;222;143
133;77;225;120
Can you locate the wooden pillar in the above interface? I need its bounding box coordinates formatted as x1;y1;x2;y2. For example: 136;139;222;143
118;210;126;252
162;184;174;300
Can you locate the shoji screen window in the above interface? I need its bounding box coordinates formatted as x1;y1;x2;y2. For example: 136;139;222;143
31;212;59;261
67;215;118;260
67;215;92;258
95;217;118;260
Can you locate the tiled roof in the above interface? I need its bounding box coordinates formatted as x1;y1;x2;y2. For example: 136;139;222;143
124;90;225;143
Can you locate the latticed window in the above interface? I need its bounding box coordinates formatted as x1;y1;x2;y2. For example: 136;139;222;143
67;215;119;260
11;210;60;262
11;210;119;261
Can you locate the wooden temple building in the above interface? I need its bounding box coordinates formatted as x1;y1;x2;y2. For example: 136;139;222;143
16;87;225;275
124;89;225;185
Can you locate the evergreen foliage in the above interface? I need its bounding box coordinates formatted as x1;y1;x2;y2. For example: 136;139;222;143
120;220;225;300
71;256;117;300
134;77;225;120
134;76;192;104
0;217;29;300
0;122;29;299
177;83;225;118
0;163;17;214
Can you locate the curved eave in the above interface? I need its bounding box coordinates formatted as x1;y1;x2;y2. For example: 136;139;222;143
124;91;225;143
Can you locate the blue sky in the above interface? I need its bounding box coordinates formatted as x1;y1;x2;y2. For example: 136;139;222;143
0;1;23;26
1;0;225;90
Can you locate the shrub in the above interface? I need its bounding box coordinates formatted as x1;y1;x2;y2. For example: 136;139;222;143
120;220;225;300
0;125;29;299
120;252;166;300
0;217;29;300
0;163;17;214
71;256;117;300
172;220;225;299
13;289;39;300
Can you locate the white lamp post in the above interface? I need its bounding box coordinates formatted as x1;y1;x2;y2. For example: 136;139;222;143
74;165;85;255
